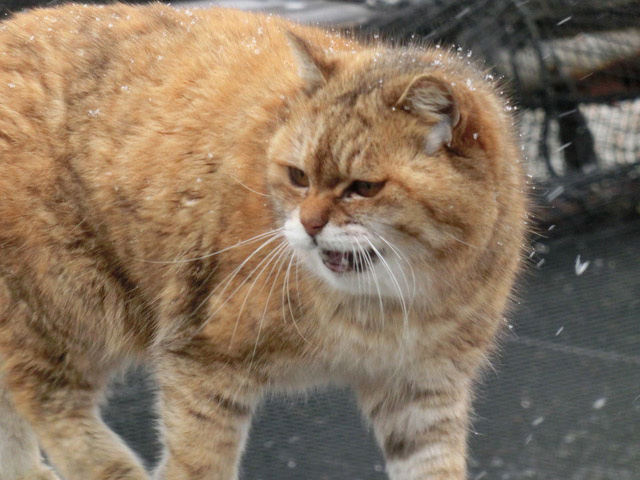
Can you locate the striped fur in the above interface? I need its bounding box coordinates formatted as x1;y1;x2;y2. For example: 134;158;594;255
0;3;527;480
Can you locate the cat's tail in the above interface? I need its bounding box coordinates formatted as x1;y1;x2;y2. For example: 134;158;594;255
0;369;59;480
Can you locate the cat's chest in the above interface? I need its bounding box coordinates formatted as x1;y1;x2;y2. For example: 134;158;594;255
273;315;444;388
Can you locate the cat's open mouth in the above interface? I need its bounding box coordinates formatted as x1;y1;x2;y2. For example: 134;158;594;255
320;248;379;273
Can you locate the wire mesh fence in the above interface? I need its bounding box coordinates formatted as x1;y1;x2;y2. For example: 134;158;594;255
361;0;640;234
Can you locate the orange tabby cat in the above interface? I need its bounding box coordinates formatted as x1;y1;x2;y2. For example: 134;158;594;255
0;3;527;480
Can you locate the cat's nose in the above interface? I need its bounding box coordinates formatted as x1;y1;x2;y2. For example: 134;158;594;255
300;216;328;237
299;196;331;237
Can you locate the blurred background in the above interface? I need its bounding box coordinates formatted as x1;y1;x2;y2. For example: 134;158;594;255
3;0;638;478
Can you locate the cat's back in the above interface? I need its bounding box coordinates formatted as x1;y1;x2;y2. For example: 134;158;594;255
0;4;324;233
0;3;302;148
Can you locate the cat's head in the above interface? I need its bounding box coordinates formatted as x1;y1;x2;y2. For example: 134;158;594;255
267;33;525;303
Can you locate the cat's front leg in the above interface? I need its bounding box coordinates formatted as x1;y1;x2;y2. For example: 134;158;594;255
0;372;61;480
153;350;260;480
358;379;472;480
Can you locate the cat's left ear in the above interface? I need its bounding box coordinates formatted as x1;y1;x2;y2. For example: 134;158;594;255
393;75;461;155
285;31;336;94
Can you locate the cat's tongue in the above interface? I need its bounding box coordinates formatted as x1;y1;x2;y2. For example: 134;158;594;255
320;248;379;274
322;250;351;273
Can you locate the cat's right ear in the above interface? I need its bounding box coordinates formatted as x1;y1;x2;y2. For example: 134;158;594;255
285;31;336;94
392;75;461;155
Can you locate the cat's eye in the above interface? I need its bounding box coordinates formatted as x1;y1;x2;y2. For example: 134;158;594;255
288;167;309;188
349;180;385;198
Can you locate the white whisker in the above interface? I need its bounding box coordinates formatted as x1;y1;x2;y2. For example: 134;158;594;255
294;255;303;307
354;236;385;326
284;253;314;346
184;233;285;340
371;232;418;310
444;231;498;251
250;244;292;363
227;241;289;348
224;172;272;198
202;234;284;312
351;242;364;321
364;237;409;327
135;228;282;264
